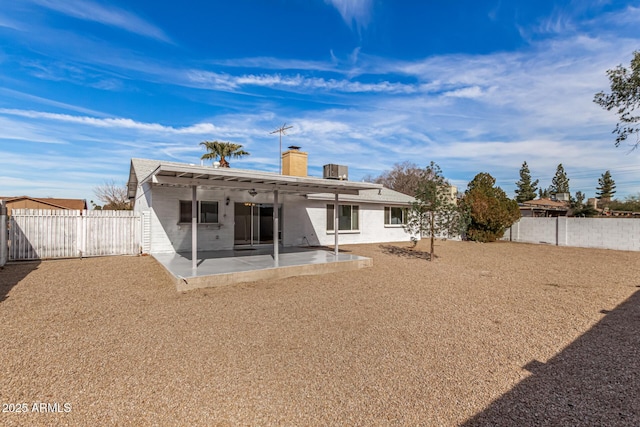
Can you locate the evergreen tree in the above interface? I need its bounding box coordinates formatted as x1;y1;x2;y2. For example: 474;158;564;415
460;173;520;243
515;161;539;203
538;187;550;199
596;170;617;200
550;164;570;194
571;191;597;216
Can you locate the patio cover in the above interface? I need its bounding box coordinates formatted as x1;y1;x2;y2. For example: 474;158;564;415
129;159;382;272
136;162;381;195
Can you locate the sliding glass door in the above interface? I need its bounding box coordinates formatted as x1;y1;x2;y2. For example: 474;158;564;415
234;203;282;246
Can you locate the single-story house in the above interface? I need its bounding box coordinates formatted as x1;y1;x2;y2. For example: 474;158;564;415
127;150;415;261
519;198;569;217
0;196;87;216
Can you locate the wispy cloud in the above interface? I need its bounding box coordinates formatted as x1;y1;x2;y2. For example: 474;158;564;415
21;60;126;91
28;0;171;42
0;88;108;116
0;116;69;144
324;0;373;30
211;56;340;72
186;70;417;94
0;15;22;31
532;6;576;35
0;109;221;135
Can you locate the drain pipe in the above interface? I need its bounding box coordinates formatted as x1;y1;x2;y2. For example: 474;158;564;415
0;200;7;267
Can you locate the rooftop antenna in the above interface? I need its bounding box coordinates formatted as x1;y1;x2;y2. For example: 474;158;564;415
270;123;293;174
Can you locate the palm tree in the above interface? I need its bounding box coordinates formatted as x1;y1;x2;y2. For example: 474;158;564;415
200;140;249;168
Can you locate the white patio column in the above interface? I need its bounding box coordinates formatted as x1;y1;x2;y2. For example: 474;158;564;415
0;200;7;267
192;185;197;272
273;189;279;266
334;192;339;256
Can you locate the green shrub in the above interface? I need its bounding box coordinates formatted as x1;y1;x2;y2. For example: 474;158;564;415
461;173;520;243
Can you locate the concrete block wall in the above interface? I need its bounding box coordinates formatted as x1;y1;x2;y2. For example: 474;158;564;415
502;217;640;251
566;218;639;251
504;217;557;245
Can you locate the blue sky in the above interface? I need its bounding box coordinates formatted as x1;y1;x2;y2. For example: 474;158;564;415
1;0;639;204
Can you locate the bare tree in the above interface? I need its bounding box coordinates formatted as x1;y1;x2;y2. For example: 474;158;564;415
369;161;425;196
93;180;131;210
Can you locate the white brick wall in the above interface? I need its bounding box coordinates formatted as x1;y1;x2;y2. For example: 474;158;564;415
135;185;412;253
135;185;234;253
289;199;411;246
502;217;640;251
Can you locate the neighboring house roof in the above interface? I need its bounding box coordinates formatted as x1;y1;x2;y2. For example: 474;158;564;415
520;198;569;210
306;187;415;204
128;158;384;199
0;196;87;210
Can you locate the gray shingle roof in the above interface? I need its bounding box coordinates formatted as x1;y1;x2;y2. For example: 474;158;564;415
129;158;201;198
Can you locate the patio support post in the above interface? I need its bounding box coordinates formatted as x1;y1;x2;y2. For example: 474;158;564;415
273;189;279;266
334;193;339;256
192;185;197;272
0;200;7;267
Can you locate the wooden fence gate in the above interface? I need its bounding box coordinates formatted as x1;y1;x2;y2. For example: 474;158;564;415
8;209;141;260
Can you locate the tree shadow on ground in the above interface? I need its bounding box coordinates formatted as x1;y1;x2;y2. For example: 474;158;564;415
0;261;40;304
379;244;434;261
463;289;640;426
307;246;352;253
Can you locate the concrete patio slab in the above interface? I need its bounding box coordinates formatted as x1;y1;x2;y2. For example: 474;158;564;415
152;246;373;291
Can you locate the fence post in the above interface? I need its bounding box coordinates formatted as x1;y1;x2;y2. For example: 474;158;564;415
0;200;7;267
81;210;87;258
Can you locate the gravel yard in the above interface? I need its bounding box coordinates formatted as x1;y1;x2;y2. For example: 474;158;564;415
1;240;639;426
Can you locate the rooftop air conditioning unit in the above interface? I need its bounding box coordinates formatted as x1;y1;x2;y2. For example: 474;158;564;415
554;192;570;202
323;164;348;180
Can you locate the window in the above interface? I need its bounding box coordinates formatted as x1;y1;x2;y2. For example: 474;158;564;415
385;206;407;225
200;201;219;223
179;201;192;223
179;200;219;224
326;204;359;231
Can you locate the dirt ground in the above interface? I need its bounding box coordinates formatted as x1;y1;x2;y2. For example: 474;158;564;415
1;240;639;426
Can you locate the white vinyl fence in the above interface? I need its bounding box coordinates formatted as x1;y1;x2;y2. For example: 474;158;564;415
9;209;141;260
